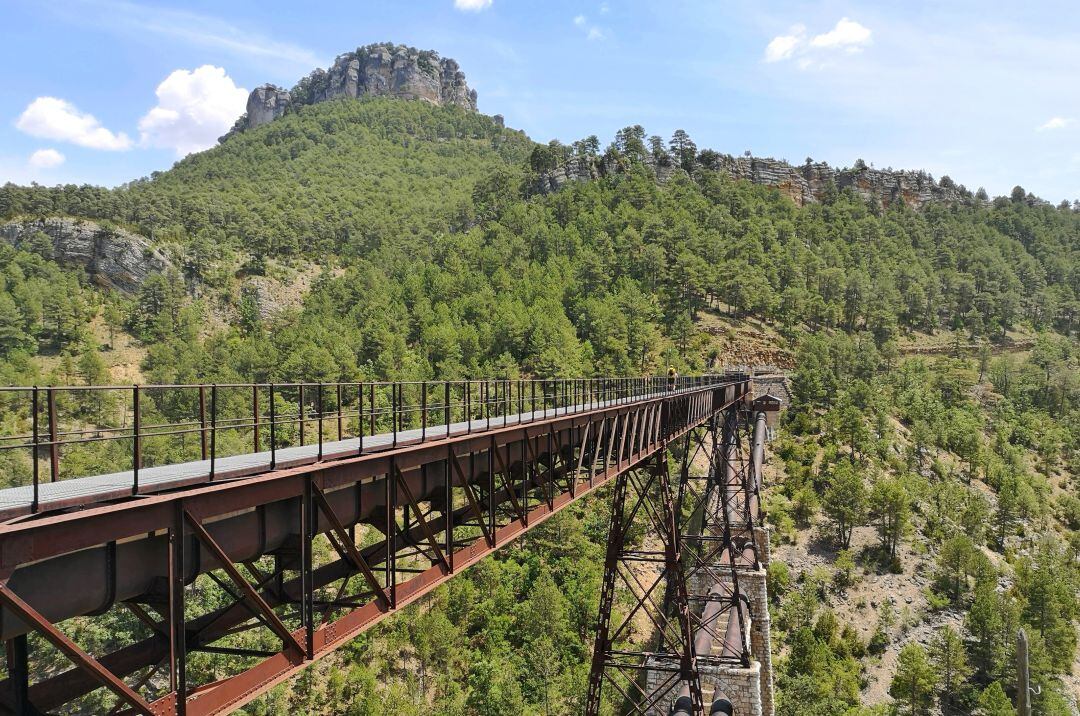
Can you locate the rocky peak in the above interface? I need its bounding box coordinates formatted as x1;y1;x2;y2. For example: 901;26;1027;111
225;43;478;138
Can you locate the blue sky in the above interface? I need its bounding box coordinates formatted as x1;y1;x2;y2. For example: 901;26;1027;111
2;0;1079;201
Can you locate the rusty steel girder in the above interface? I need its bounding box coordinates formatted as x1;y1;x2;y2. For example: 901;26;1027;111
585;403;764;716
0;377;751;715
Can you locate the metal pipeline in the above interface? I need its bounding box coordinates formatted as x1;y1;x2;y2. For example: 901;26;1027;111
670;695;694;715
750;411;766;494
669;693;734;715
710;699;734;715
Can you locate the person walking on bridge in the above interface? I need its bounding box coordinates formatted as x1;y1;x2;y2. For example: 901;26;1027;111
668;365;678;391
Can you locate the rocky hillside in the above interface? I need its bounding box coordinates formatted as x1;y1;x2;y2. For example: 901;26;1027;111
710;155;969;209
534;148;970;210
226;42;478;137
226;40;965;213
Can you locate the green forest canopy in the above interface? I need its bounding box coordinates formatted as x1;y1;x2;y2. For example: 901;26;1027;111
0;98;1076;390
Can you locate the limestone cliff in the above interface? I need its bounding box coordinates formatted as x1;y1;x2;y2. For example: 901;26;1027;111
534;150;970;211
226;43;478;137
0;218;171;293
706;155;967;209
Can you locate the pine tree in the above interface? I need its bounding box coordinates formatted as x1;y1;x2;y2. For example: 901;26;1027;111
976;681;1013;716
869;476;909;559
822;461;867;547
931;625;972;714
890;643;936;715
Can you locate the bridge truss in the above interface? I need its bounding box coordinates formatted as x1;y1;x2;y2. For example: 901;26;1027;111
0;376;752;715
585;402;765;715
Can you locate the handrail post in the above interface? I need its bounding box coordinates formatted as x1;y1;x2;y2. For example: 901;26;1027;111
199;385;208;460
47;387;58;483
359;382;365;455
466;382;472;434
31;387;39;513
209;384;217;480
133;385;141;494
253;385;260;453
369;383;375;437
317;382;324;461
422;382;428;441
444;382;451;436
270;383;277;469
392;383;398;448
298;384;305;447
336;383;343;441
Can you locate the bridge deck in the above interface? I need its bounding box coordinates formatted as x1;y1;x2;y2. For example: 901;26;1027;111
0;390;679;519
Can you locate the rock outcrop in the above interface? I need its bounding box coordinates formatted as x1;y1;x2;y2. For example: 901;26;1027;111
706;155;966;209
534;151;969;211
245;85;292;129
0;218;171;293
226;43;478;137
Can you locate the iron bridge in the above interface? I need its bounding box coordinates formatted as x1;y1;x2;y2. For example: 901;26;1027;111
0;374;758;715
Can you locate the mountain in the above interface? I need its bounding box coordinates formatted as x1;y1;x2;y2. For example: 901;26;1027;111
2;97;531;259
221;43;964;212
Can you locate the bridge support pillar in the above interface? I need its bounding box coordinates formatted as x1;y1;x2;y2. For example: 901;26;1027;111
700;661;763;716
753;526;771;568
643;658;763;716
740;568;774;716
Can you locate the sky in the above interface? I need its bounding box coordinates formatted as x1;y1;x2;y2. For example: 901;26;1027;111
2;0;1080;201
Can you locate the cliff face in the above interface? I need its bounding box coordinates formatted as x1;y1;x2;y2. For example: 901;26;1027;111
535;152;968;210
0;218;171;293
709;155;966;209
227;43;478;136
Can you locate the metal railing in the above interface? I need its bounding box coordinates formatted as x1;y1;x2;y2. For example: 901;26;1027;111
0;375;737;512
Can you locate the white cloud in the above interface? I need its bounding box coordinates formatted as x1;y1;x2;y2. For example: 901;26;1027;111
764;18;871;68
1038;116;1070;131
810;18;872;51
599;2;610;13
28;149;65;169
573;14;607;41
15;97;132;150
138;65;247;157
764;25;805;62
454;0;492;10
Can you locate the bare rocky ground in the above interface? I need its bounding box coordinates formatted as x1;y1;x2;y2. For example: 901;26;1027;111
771;520;966;705
761;415;984;709
697;307;795;370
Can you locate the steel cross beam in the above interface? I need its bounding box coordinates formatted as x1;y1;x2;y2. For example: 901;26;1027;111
0;583;154;716
585;451;705;716
585;399;766;716
0;377;750;715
